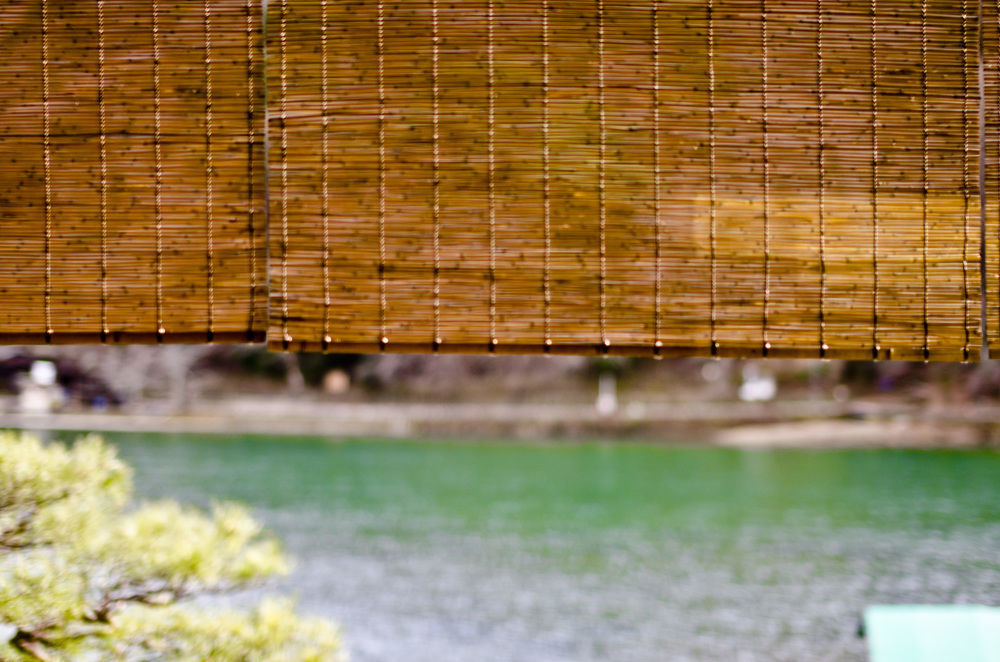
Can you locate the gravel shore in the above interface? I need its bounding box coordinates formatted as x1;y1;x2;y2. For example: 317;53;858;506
4;397;1000;449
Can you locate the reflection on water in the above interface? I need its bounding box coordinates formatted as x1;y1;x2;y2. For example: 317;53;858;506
89;434;1000;662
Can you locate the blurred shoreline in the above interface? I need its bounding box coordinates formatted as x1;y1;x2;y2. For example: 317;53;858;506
4;396;1000;449
5;345;1000;449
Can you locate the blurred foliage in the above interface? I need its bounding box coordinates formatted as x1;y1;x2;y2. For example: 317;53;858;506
296;353;363;388
193;347;363;389
6;344;1000;409
585;356;635;378
0;354;121;406
195;346;291;381
0;432;343;661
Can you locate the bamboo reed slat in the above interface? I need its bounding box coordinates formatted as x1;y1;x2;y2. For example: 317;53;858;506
267;0;987;360
0;0;266;344
984;0;1000;355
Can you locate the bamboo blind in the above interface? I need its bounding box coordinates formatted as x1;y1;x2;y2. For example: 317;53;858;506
265;0;996;360
0;0;266;344
2;0;999;360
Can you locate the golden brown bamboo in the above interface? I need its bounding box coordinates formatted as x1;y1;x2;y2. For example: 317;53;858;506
1;0;995;361
266;0;987;361
0;0;266;344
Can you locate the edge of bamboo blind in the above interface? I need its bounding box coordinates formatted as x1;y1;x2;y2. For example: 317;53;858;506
1;331;266;346
268;338;966;362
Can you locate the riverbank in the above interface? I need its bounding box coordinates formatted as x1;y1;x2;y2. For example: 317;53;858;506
3;396;1000;449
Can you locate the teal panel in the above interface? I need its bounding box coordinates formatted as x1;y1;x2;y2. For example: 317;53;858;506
866;605;1000;662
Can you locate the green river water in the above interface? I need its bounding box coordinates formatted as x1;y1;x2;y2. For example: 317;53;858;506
72;433;1000;662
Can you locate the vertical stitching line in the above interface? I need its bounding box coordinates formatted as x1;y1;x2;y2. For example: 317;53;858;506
708;0;717;352
994;0;999;348
652;0;662;350
279;0;290;343
320;0;331;345
871;0;880;357
921;0;930;359
597;0;607;347
431;0;441;346
152;0;164;338
817;0;827;356
377;0;387;345
41;0;52;339
246;0;257;338
97;0;109;340
204;0;215;340
979;0;989;359
487;0;497;346
962;0;972;359
542;0;551;347
262;0;271;344
761;0;770;354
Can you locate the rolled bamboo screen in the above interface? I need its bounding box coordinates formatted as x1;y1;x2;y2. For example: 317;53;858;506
267;0;990;360
0;0;266;344
2;0;999;360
